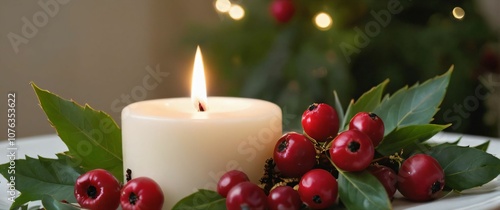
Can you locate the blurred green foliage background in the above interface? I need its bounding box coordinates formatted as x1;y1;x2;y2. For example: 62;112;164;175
183;0;498;136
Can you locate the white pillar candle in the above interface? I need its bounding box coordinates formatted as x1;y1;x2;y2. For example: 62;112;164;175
121;47;282;209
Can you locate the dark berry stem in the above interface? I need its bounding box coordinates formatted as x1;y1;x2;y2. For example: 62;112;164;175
308;103;318;111
368;112;378;119
126;168;132;182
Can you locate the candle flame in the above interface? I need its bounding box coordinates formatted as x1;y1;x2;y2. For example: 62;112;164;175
191;46;208;111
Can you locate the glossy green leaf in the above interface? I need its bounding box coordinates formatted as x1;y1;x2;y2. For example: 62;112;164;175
172;189;226;210
427;144;500;191
32;83;123;181
338;170;391;210
0;155;82;210
374;67;452;135
42;195;80;210
416;138;461;153
341;79;388;130
377;124;450;156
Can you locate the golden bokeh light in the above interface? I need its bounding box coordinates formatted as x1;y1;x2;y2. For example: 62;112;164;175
314;12;332;30
215;0;231;13
452;7;465;20
229;4;245;20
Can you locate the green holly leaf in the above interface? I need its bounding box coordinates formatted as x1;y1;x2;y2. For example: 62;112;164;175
0;155;82;210
172;189;226;210
41;195;80;210
32;83;123;181
373;67;452;135
427;144;500;191
474;140;490;152
376;124;450;156
341;79;388;131
338;170;391;210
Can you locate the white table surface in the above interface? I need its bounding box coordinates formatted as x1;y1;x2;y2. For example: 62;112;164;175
0;132;499;210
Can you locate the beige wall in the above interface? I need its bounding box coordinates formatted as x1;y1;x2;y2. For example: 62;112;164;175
0;0;219;138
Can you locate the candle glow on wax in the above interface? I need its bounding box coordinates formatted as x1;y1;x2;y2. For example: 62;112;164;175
191;46;208;111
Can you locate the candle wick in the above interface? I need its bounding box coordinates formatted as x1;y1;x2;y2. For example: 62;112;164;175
198;102;206;112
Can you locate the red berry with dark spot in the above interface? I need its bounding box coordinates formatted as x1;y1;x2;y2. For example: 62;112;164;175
74;169;121;210
217;170;250;198
268;186;302;210
302;103;339;142
120;177;164;210
398;154;445;201
226;182;268;210
329;130;374;172
349;112;385;147
368;165;398;199
273;132;317;177
298;169;338;209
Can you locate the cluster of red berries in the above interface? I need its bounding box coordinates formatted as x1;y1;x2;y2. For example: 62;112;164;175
274;104;385;176
217;170;301;210
218;103;447;209
74;169;164;210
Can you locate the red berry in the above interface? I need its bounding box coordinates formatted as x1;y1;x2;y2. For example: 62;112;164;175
270;0;295;23
349;112;385;147
329;130;374;172
298;169;338;209
217;170;250;198
368;165;397;199
226;182;268;210
120;177;164;210
74;169;121;210
398;154;445;201
273;132;317;177
301;103;339;142
268;186;302;210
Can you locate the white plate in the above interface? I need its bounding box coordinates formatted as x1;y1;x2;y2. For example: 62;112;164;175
0;132;499;209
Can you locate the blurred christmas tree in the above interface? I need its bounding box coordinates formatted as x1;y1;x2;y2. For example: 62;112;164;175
183;0;498;135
